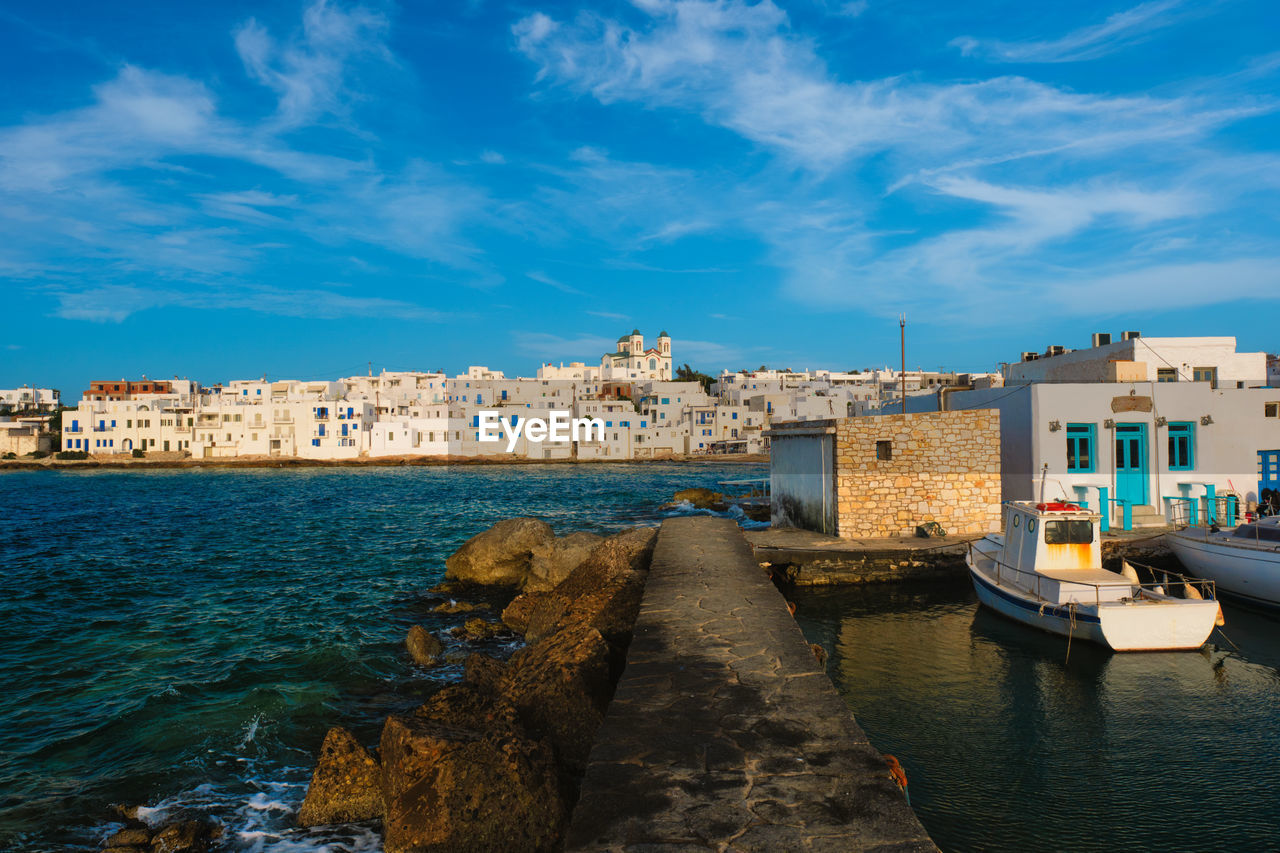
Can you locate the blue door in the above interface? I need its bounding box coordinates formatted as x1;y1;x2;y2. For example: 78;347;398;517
1115;423;1149;507
1261;450;1280;495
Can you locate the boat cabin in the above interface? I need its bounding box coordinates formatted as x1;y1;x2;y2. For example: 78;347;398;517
1000;501;1130;605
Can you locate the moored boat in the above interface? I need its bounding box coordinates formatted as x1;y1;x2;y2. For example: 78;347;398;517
1166;516;1280;609
967;501;1221;651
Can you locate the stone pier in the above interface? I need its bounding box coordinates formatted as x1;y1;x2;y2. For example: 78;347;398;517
565;516;936;852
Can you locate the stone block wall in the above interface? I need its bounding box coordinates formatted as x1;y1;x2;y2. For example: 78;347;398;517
833;410;1001;538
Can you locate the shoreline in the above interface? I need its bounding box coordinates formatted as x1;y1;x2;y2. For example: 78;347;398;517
0;453;768;472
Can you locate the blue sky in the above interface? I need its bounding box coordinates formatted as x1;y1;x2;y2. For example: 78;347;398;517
1;0;1277;393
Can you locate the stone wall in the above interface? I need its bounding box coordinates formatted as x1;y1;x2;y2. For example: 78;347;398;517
833;410;1001;538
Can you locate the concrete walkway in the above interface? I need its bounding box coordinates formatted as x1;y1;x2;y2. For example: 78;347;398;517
565;517;936;852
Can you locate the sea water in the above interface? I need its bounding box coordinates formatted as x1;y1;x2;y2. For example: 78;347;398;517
0;463;760;851
8;464;1279;851
791;581;1280;852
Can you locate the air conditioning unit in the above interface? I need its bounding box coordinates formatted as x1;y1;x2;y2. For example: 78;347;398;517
1091;333;1112;347
1122;330;1141;341
1047;345;1066;356
1021;351;1039;362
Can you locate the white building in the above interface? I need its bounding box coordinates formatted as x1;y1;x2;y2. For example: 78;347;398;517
0;387;60;413
896;376;1280;523
1005;333;1268;388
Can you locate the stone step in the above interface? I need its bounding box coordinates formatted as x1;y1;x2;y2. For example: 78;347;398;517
1115;505;1167;528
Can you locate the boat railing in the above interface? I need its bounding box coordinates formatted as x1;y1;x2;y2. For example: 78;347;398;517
970;544;1216;608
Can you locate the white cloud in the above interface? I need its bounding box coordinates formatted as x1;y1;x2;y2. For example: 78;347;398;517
0;1;496;322
234;0;391;127
514;331;617;360
513;0;1254;171
53;283;442;323
951;0;1188;64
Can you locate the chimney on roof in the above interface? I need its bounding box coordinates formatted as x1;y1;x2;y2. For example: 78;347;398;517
1091;332;1112;348
1047;345;1066;357
1021;351;1039;362
1122;330;1141;341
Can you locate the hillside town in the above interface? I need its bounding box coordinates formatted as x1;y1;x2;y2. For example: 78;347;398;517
3;332;1278;516
0;329;1002;460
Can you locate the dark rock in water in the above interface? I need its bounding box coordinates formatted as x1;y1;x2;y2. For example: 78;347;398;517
502;624;613;775
523;527;656;650
500;591;550;634
148;818;222;853
444;517;555;587
426;579;467;596
526;531;603;593
405;625;443;667
112;804;144;822
103;847;147;853
105;827;151;847
464;652;508;693
450;617;504;641
432;599;488;614
673;487;722;508
379;702;565;853
297;726;384;827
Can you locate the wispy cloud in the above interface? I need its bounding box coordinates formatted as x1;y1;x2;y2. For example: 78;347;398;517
514;331;616;360
53;283;442;323
951;0;1189;64
526;270;585;295
586;310;628;320
234;0;392;127
513;0;1254;171
0;1;494;322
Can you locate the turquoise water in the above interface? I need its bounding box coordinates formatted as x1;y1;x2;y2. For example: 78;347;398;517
0;463;763;852
792;581;1280;852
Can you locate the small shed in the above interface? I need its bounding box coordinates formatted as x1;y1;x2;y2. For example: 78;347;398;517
767;410;1002;538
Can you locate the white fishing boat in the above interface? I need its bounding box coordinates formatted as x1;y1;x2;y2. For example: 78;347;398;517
967;501;1221;651
1166;516;1280;609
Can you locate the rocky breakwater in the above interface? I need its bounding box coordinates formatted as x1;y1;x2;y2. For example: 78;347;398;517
296;518;656;852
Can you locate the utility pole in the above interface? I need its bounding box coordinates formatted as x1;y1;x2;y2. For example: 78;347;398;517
899;314;907;415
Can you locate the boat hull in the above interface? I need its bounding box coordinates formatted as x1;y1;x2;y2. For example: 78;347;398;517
1166;531;1280;609
968;554;1218;652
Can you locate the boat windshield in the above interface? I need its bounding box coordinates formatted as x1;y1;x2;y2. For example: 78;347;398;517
1232;524;1280;542
1044;519;1094;545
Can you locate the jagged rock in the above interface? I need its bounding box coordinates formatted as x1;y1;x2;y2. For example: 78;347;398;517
501;591;550;634
526;531;604;592
444;518;555;587
502;624;613;774
112;805;144;822
103;847;146;853
297;727;384;827
673;487;722;508
451;617;504;641
148;819;222;853
405;625;443;667
380;696;566;853
432;599;488;615
523;527;657;649
104;827;150;847
416;683;522;731
464;653;509;693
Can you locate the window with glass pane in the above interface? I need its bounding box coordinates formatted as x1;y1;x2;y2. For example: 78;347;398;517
1168;422;1195;470
1045;520;1094;544
1192;367;1217;388
1066;423;1095;472
1157;368;1178;382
